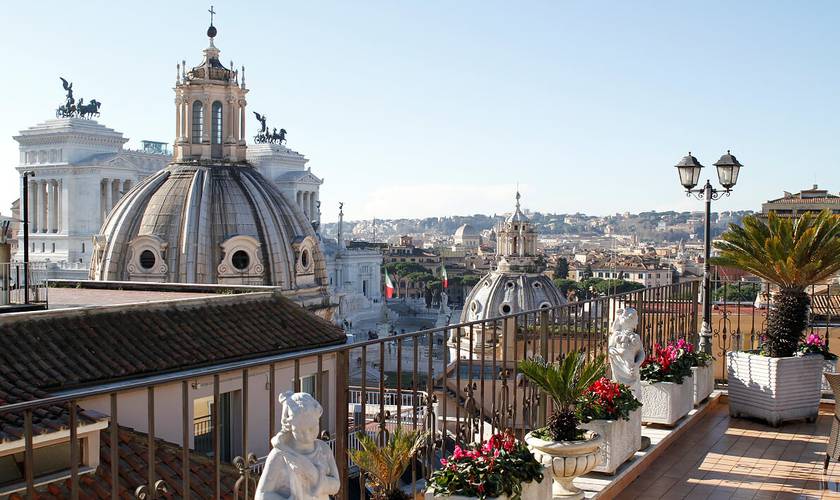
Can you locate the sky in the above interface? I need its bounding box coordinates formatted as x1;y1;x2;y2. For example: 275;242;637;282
0;1;838;223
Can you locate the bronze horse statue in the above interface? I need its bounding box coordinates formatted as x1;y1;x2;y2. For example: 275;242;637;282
77;99;101;119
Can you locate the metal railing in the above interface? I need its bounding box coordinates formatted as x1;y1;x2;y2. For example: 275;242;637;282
708;276;839;381
0;280;699;499
0;262;48;307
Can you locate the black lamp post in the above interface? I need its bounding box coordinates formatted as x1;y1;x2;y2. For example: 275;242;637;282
21;170;35;304
674;151;743;354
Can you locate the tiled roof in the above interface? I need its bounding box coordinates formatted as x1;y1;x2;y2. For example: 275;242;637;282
765;197;840;205
8;426;239;499
0;292;345;442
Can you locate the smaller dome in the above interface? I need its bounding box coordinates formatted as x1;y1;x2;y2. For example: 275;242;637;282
454;224;478;238
460;272;566;323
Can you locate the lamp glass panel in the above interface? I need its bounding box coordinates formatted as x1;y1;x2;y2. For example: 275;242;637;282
678;166;701;189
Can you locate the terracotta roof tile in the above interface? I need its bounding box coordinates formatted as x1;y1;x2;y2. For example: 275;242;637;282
0;292;344;443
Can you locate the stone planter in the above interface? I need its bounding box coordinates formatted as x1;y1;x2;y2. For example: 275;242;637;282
424;468;551;500
692;364;714;406
640;374;694;426
822;358;837;393
525;431;602;499
727;351;823;427
580;409;641;475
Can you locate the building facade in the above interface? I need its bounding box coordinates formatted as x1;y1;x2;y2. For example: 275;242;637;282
761;184;840;218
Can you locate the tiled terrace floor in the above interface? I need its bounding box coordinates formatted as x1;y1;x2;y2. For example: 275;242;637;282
615;402;840;499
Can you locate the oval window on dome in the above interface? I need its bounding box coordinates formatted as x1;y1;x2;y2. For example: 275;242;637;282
505;281;515;289
139;250;156;270
499;303;512;315
539;302;552;309
232;250;250;271
301;249;310;269
533;281;542;288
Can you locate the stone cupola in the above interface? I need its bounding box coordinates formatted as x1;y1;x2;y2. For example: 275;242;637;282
173;16;248;163
495;191;539;272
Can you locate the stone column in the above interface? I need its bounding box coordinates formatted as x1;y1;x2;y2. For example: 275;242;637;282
239;99;246;142
232;100;240;143
49;180;57;233
103;178;112;221
303;192;310;218
40;181;48;233
203;99;211;143
57;179;63;233
111;179;120;209
29;180;38;233
175;97;181;141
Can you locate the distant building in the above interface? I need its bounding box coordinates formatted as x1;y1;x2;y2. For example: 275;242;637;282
453;224;481;250
383;235;441;271
761;185;840;218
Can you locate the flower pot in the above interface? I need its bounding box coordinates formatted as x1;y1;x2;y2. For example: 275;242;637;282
822;358;837;393
691;364;714;406
580;409;641;475
640;374;694;426
525;431;602;500
424;469;551;500
727;351;823;427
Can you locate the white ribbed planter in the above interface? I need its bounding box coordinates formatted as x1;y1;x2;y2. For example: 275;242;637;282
525;431;602;500
425;468;551;500
822;359;837;393
727;351;823;427
581;409;641;474
640;374;693;426
692;364;714;406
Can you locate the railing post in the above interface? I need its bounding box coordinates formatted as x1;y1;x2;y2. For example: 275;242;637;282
538;309;549;429
334;349;349;500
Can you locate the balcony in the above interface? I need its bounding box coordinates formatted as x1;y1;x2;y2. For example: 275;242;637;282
0;279;838;499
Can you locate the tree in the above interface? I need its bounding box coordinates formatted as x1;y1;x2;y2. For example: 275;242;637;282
712;283;761;302
553;257;569;279
552;278;582;299
711;211;840;357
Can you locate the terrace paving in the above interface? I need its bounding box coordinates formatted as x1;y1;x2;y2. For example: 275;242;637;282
613;401;840;499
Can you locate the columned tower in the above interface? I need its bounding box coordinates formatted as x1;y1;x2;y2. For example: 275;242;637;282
495;191;539;272
173;18;248;162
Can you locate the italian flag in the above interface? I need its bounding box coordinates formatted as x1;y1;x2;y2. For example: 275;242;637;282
384;271;395;299
441;265;448;289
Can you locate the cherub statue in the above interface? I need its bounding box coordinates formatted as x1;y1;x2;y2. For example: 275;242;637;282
608;307;645;399
255;391;340;500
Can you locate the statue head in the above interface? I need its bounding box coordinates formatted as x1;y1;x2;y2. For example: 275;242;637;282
611;307;639;334
279;391;323;445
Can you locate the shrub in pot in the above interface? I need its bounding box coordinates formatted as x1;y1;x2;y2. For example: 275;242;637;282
518;351;606;499
639;340;694;426
578;377;642;474
712;211;840;426
683;342;714;406
349;427;426;500
425;430;548;500
799;332;838;393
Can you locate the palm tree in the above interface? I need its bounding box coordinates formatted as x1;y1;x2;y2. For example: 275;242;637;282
711;211;840;357
518;350;606;441
348;427;426;500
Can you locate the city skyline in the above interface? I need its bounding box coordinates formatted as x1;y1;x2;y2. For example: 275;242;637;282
1;1;839;222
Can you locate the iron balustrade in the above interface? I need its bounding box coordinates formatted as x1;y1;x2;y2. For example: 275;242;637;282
0;280;699;499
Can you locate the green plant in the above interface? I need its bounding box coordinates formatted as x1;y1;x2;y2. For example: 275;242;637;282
429;431;543;500
518;350;606;441
711;211;840;357
348;428;426;500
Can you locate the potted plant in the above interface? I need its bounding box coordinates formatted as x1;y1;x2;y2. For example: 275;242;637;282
639;341;694;426
679;338;714;406
712;211;840;426
518;351;606;499
349;427;426;500
578;377;642;474
798;332;838;393
426;430;548;500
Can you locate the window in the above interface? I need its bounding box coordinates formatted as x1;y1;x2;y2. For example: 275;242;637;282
81;242;85;254
231;250;250;271
0;441;81;488
211;101;223;159
51;243;55;253
139;250;156;270
191;101;204;143
300;249;309;269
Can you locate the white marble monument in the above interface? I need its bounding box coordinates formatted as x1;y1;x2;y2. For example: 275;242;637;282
255;391;340;500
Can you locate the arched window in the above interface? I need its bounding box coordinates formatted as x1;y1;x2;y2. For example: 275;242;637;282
191;101;203;144
211;101;223;158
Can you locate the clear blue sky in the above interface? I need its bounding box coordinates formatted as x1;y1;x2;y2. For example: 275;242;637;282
1;1;838;222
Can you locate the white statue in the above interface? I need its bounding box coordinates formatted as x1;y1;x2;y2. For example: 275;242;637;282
608;307;645;399
439;290;450;313
255;391;341;500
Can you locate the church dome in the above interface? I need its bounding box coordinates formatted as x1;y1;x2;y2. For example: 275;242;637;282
454;224;478;239
90;162;328;294
461;272;566;323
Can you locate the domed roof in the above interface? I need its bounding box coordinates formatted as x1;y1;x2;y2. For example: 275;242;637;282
460;271;566;323
90;162;329;297
454;224;479;238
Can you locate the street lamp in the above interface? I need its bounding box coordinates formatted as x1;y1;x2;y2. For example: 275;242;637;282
21;170;35;304
674;151;743;354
